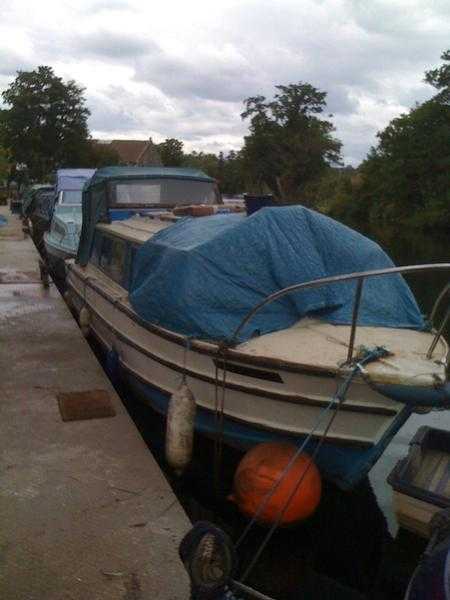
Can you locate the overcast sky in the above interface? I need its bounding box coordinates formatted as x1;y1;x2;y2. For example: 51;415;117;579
1;0;449;165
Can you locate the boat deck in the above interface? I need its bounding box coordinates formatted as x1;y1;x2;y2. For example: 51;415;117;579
240;317;447;386
0;206;190;599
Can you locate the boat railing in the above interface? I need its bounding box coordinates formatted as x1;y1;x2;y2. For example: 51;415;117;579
229;263;450;364
427;282;450;359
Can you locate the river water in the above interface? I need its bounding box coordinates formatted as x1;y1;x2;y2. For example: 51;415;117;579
366;227;449;536
369;227;449;340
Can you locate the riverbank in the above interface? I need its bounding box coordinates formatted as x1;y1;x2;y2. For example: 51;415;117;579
0;206;191;599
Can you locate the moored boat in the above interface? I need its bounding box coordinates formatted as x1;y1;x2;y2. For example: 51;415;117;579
22;184;55;256
66;167;450;489
44;169;95;280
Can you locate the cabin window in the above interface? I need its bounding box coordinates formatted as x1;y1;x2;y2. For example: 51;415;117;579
123;244;139;291
110;178;217;207
94;233;127;286
109;238;127;284
99;236;112;270
59;190;82;205
91;231;103;266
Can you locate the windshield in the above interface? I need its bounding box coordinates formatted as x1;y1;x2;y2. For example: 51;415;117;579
60;190;82;205
112;178;218;206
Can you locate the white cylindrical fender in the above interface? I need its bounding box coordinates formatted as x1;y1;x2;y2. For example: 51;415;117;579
165;382;196;475
79;306;90;337
63;290;72;308
79;306;90;327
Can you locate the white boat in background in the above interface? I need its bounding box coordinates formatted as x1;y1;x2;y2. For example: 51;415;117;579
66;166;450;489
44;169;95;280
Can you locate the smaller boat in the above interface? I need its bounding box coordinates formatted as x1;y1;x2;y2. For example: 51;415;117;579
19;183;52;217
22;185;55;255
44;169;95;280
388;425;450;538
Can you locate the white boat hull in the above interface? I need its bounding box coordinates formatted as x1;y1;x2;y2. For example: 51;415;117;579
66;263;421;489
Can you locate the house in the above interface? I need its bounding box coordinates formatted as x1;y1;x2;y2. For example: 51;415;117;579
92;138;162;166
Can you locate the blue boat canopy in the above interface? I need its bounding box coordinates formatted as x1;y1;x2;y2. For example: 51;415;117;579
129;206;425;343
56;169;95;193
77;166;218;265
82;166;215;187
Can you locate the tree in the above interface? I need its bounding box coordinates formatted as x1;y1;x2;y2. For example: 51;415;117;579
220;150;245;195
182;149;246;195
0;146;10;183
158;138;185;166
345;51;450;230
240;83;342;202
0;66;90;180
425;49;450;103
361;101;450;228
183;150;220;178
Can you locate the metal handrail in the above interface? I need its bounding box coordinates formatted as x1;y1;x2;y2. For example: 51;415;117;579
430;282;450;324
427;282;450;360
228;263;450;363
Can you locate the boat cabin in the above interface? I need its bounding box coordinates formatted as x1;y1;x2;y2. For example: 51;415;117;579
77;166;220;265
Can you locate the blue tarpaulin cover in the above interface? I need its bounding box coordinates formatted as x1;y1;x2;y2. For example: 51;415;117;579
129;206;425;343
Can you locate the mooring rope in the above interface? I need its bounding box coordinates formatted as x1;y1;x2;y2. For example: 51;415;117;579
213;349;228;496
181;337;191;384
237;346;389;583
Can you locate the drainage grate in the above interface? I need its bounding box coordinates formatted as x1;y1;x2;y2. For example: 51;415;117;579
57;389;116;422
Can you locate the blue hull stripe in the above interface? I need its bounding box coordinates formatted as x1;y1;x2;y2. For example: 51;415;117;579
120;363;412;490
378;382;450;408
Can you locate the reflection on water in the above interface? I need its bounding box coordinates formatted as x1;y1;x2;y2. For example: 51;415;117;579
371;227;449;342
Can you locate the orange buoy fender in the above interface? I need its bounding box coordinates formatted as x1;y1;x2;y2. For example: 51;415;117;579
165;383;196;475
230;442;321;525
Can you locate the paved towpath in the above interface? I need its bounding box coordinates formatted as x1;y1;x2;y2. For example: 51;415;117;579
0;205;190;599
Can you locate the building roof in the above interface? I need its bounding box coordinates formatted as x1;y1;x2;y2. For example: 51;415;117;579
92;138;162;165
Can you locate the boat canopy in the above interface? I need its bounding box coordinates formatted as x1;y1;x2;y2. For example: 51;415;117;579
77;166;217;265
56;169;96;194
21;184;54;216
32;188;56;221
129;206;425;343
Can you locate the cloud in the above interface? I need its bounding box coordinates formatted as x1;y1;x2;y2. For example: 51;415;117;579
32;29;155;63
88;82;246;154
74;31;153;60
0;49;33;77
134;45;263;102
79;0;132;14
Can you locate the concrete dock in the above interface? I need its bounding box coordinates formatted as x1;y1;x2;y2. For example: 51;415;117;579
0;206;190;599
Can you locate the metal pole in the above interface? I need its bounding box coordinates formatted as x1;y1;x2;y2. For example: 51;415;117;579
232;580;277;599
430;282;450;325
228;264;450;346
427;308;450;359
346;278;364;364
